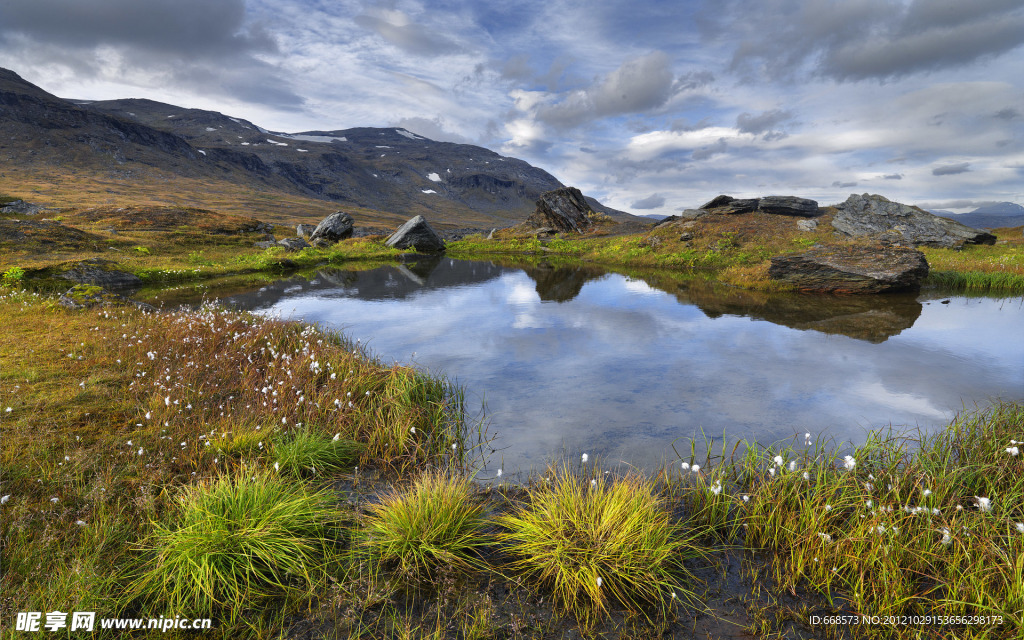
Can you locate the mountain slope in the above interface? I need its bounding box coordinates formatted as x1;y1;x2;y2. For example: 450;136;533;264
0;68;639;227
934;202;1024;229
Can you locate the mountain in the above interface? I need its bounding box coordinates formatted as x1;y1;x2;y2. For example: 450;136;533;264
934;202;1024;230
0;67;639;227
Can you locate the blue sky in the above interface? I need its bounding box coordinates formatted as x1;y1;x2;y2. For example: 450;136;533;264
1;0;1022;214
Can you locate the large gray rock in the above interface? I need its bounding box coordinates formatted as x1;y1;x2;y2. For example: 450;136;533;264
277;237;311;251
758;196;819;217
768;245;929;294
309;211;354;244
699;195;760;214
58;260;141;289
385;215;446;252
833;194;996;248
296;223;316;238
524;187;592;233
0;199;44;215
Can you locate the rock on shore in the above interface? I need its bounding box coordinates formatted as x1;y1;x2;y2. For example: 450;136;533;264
832;194;995;248
768;245;929;294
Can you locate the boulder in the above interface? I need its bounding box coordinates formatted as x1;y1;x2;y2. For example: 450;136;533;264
525;187;592;233
385;215;446;252
0;199;44;215
276;237;310;251
58;285;156;311
309;211;354;244
699;195;760;214
832;194;996;248
758;195;819;217
254;240;276;249
58;260;141;289
796;219;818;232
296;223;316;238
768;245;929;293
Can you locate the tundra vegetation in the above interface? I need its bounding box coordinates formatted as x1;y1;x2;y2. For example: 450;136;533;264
2;282;1022;639
2;194;1023;637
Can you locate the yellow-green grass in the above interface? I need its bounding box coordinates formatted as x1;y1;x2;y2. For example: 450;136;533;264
358;471;488;580
668;402;1024;637
922;240;1024;293
0;286;469;634
130;472;344;622
497;465;701;627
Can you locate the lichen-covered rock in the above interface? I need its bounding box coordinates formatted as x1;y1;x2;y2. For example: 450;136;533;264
385;215;446;252
296;223;316;238
832;194;996;248
525;187;592;233
309;211;354;244
768;245;929;293
758;196;819;217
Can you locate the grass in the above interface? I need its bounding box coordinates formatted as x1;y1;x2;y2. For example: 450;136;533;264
2;281;1021;638
130;471;343;621
498;465;700;627
358;471;488;580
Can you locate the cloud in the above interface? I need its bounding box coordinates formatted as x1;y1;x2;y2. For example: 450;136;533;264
353;9;461;57
832;181;858;188
993;107;1021;120
534;52;677;128
630;194;666;209
692;138;729;160
736;108;793;137
0;0;304;108
916;199;1005;210
883;174;903;180
932;162;971;175
707;0;1024;82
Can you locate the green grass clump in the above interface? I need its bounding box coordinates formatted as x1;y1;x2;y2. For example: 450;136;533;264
273;428;363;477
132;472;342;620
498;467;697;626
359;471;487;579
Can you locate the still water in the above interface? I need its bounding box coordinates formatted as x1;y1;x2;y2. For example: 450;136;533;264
217;256;1024;475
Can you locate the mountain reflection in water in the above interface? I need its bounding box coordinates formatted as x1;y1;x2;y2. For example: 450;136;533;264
216;257;1024;475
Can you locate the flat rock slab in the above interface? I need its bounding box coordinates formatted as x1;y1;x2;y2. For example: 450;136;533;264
768;245;929;293
758;195;819;217
832;193;996;248
58;261;141;289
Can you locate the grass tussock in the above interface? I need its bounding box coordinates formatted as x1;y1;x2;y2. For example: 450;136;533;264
498;466;698;626
358;471;488;580
131;472;343;620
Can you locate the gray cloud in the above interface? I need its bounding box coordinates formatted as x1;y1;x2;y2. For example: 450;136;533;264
884;174;903;180
692;138;729;160
994;108;1021;120
353;12;461;57
0;0;275;57
832;181;858;188
534;52;677;128
631;194;666;209
0;0;304;108
708;0;1024;82
917;199;1004;210
932;162;971;175
736;109;793;135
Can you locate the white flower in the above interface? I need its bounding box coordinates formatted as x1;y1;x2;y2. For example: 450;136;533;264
788;460;797;473
922;489;932;497
50;497;58;503
410;427;416;435
1006;446;1019;456
75;520;87;526
691;464;700;473
866;500;873;508
680;462;690;472
274;462;279;472
581;453;588;464
1016;523;1024;534
742;494;750;503
773;455;784;467
825;504;832;511
768;467;776;477
818;532;832;543
0;495;9;505
975;496;992;512
710;481;723;495
137;447;144;456
939;527;952;546
843;455;856;471
496;469;502;478
333;433;340;441
596;576;602;587
802;471;810;481
145;411;151;420
804;432;812;445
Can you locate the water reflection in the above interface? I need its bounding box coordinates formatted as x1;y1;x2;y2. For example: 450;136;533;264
215;258;1024;475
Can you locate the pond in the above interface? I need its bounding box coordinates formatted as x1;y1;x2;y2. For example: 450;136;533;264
195;256;1024;477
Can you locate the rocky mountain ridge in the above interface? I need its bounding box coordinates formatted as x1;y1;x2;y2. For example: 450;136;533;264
0;67;637;227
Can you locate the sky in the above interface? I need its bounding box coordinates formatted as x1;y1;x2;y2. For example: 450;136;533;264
1;0;1022;215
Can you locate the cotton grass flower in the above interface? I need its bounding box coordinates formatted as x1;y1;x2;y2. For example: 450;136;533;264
843;455;856;471
581;453;588;464
691;464;700;473
975;496;992;512
773;455;784;467
0;495;9;505
709;481;723;495
1016;523;1024;534
680;462;690;472
1007;446;1020;456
